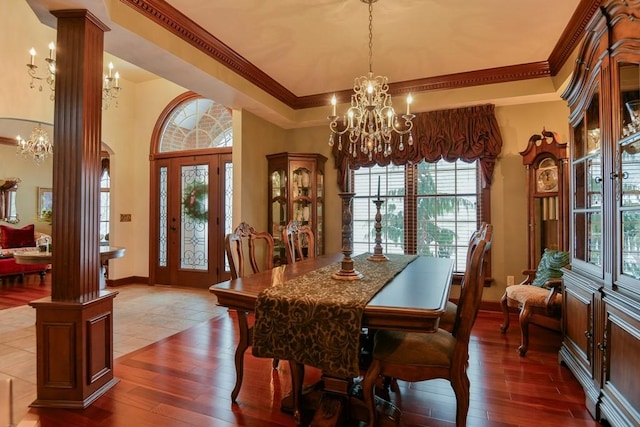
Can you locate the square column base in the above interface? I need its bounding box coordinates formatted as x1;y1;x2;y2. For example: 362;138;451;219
29;290;119;408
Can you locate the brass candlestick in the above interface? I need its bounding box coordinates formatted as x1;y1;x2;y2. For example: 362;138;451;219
368;198;388;262
332;191;363;280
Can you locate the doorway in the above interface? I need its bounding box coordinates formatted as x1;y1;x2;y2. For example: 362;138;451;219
149;93;234;288
151;152;232;287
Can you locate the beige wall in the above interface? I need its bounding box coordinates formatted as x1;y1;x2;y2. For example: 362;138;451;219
0;0;574;304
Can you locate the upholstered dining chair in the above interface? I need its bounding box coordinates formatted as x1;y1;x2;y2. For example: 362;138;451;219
499;248;569;356
361;225;492;427
282;220;315;264
439;222;491;333
224;222;276;402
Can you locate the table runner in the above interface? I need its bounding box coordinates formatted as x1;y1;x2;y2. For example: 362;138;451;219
252;253;418;378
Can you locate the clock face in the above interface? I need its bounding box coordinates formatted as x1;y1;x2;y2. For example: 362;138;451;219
536;167;558;192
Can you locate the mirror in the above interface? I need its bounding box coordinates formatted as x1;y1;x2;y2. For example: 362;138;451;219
0;178;20;224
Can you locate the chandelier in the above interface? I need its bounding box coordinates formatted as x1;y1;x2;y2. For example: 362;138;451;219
102;62;122;109
16;124;53;164
26;44;122;109
328;0;414;160
27;42;56;101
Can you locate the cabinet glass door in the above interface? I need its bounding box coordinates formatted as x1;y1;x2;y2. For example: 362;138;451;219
572;89;603;269
271;169;287;264
618;62;640;281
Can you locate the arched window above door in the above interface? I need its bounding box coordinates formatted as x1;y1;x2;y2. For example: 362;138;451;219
159;97;232;152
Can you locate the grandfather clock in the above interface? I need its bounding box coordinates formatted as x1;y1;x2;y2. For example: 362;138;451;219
520;129;569;270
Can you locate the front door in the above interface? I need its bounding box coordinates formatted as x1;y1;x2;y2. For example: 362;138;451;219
151;151;232;288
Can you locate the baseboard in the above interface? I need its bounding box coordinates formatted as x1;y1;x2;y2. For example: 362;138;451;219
106;276;149;287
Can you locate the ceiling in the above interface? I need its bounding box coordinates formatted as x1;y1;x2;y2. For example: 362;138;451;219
22;0;594;128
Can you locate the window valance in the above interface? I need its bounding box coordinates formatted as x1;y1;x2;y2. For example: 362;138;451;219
333;104;503;189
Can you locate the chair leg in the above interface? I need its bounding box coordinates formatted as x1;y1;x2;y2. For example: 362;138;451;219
288;360;305;426
231;311;251;402
499;291;510;333
518;303;533;356
361;359;381;427
451;369;470;427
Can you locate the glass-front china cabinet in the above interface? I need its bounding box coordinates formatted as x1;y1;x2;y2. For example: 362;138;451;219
560;2;640;425
266;152;326;265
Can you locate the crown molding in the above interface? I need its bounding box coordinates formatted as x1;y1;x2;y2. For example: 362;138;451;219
121;0;601;110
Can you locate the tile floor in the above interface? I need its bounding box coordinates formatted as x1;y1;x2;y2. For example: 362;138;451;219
0;284;227;424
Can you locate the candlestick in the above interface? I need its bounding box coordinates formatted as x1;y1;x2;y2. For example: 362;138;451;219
368;198;388;262
331;95;337;116
108;62;114;77
333;190;363;279
29;48;36;66
406;93;413;115
48;41;55;60
377;175;381;200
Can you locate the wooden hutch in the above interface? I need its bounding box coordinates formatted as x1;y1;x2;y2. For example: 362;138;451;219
561;1;640;425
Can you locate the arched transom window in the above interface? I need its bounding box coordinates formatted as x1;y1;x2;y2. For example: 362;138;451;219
159;98;232;152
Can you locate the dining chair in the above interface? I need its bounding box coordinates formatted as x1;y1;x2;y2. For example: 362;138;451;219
439;222;491;333
499;248;569;356
282;220;315;264
361;225;492;427
226;221;274;279
224;222;276;402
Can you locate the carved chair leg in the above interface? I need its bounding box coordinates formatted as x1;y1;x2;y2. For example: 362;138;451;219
231;310;251;402
499;292;510;333
451;368;470;427
362;359;381;427
288;360;305;426
518;303;533;356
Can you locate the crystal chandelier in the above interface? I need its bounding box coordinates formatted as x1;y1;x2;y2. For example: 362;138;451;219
103;62;122;109
328;0;414;160
16;124;53;164
27;42;56;101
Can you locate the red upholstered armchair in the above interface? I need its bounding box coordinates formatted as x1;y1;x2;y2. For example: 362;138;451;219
0;224;50;282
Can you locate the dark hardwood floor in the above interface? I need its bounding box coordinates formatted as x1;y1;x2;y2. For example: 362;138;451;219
0;272;50;309
3;274;603;426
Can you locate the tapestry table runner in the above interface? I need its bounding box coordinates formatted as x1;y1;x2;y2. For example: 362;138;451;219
252;253;418;378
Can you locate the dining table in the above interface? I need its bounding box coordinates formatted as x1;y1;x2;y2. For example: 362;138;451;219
209;252;454;427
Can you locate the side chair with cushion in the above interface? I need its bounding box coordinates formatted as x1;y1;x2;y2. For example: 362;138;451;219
439;222;491;333
499;248;569;356
224;222;276;402
362;225;492;427
282;220;315;264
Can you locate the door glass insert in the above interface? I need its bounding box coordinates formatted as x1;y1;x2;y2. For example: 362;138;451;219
180;164;209;270
158;166;168;267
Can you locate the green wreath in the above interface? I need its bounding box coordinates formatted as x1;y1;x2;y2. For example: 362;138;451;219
182;182;208;223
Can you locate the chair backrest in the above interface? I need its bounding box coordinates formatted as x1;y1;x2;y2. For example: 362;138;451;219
282;221;315;264
452;224;493;342
225;222;274;279
454;223;491;321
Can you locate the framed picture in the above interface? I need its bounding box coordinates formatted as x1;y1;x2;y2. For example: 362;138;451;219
37;187;53;222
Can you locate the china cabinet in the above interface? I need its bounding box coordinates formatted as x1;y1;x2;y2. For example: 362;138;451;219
266;152;326;265
561;2;640;425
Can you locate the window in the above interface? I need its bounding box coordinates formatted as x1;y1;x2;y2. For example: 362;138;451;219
353;159;481;274
100;156;110;246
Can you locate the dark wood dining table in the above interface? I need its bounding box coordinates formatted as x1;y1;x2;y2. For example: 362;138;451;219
209;252;454;426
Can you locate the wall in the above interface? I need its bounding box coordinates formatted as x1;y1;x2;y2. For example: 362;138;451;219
0;144;52;235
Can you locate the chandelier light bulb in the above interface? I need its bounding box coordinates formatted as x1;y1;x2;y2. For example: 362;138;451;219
48;42;55;59
406;94;413;115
